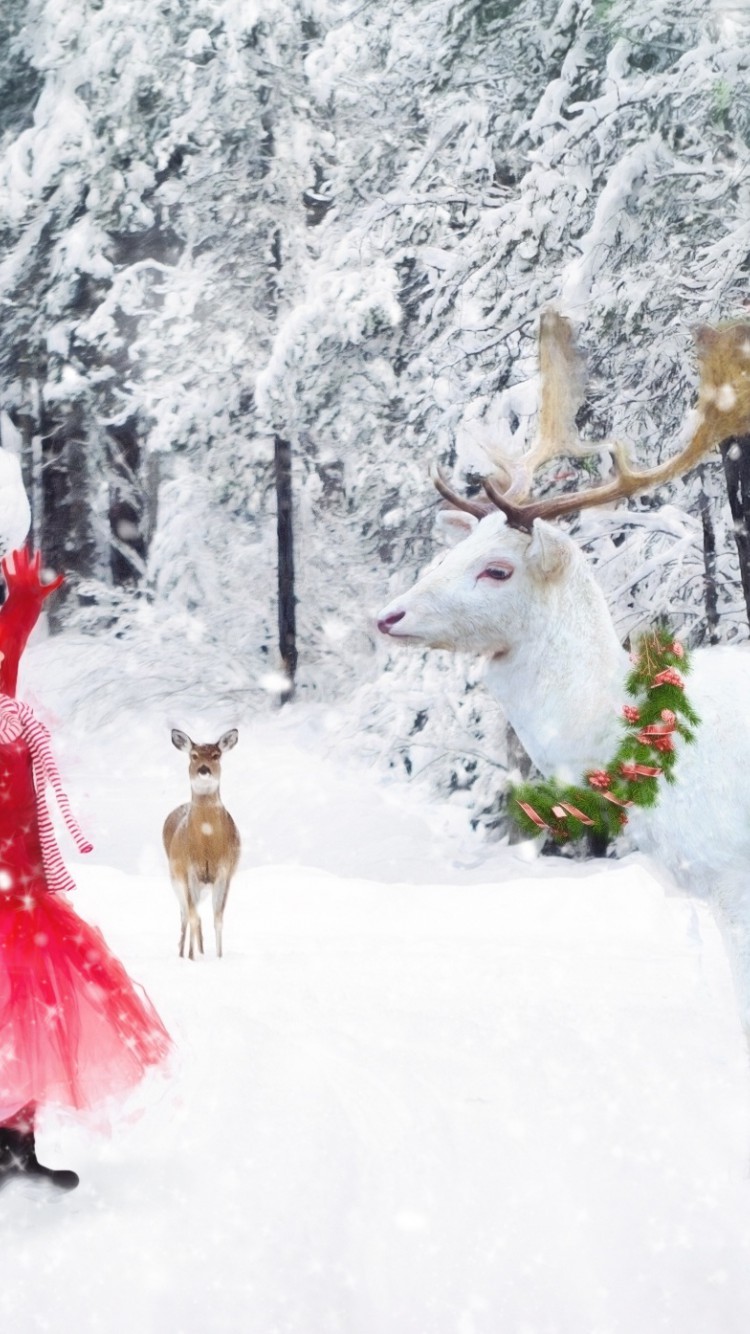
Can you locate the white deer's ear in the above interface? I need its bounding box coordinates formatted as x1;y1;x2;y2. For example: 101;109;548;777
218;728;239;752
526;521;572;581
171;729;191;751
434;510;478;546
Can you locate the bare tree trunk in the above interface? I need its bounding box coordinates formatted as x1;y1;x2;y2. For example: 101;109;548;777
274;434;297;703
16;375;42;550
697;468;720;645
720;436;750;632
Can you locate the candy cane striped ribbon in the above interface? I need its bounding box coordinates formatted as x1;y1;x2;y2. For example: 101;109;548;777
0;694;93;893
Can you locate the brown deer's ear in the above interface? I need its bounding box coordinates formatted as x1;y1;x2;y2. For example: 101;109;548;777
526;521;573;581
171;729;191;751
218;728;238;752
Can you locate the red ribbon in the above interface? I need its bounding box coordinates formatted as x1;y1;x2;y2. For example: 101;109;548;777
620;762;663;780
600;790;632;808
651;735;674;753
638;721;675;738
557;802;595;826
516;800;549;831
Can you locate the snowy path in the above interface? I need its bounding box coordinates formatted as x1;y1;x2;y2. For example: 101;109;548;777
2;701;750;1332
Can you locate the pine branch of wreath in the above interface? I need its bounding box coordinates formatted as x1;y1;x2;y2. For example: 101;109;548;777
509;629;699;845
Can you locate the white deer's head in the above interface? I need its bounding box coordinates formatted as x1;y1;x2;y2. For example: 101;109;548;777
377;510;578;658
376;312;750;780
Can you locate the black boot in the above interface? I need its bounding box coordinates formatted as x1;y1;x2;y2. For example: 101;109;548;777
0;1124;79;1193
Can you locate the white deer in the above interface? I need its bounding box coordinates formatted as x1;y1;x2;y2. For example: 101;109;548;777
163;729;241;960
377;314;750;1034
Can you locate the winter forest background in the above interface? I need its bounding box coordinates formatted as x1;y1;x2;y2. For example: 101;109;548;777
2;0;750;834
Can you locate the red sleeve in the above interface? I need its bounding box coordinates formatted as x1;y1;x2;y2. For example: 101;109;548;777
0;550;64;697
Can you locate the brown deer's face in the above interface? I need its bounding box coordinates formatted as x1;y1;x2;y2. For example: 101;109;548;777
171;729;239;796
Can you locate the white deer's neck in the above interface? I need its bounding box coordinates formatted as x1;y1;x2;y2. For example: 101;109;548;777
485;568;629;783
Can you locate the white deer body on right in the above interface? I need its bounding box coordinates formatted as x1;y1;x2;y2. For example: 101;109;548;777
377;509;750;1030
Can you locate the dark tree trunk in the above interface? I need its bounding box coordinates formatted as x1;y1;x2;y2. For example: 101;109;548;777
43;409;97;571
15;370;43;552
586;831;610;859
106;416;147;586
697;470;720;645
720;436;750;631
274;434;297;703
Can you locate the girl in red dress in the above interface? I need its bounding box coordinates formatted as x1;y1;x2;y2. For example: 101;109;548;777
0;549;171;1193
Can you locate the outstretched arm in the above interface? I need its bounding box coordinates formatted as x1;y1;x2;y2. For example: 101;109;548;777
0;549;64;696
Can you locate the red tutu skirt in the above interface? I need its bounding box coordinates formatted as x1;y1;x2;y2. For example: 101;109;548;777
0;887;171;1122
0;733;170;1121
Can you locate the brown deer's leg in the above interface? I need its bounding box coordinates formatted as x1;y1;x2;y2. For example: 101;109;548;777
187;871;203;961
212;877;231;959
172;878;189;957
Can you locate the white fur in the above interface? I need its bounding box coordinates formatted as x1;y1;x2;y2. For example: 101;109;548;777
377;512;750;1033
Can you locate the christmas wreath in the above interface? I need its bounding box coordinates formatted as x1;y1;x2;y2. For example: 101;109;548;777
510;628;700;844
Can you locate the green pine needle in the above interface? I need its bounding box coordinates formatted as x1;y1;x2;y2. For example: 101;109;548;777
508;628;700;846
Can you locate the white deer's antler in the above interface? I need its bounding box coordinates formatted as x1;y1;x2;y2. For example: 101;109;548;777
494;309;600;502
438;314;750;532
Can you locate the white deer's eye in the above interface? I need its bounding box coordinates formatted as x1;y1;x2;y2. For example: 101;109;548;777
478;564;513;582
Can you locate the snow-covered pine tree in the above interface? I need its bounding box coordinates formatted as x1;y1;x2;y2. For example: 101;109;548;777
1;0;749;833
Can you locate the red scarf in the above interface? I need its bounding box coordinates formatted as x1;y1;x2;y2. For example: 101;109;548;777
0;695;93;893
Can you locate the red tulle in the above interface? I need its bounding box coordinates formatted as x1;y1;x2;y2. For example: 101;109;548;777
0;887;170;1119
0;734;171;1121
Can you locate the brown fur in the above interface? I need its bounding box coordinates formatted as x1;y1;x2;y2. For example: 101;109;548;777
163;730;241;959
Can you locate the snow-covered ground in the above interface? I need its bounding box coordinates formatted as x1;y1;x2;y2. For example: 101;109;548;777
3;645;750;1332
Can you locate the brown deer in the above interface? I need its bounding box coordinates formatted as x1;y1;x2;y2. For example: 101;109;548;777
163;728;241;960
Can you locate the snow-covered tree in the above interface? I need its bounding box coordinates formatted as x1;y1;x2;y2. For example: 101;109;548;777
2;0;749;831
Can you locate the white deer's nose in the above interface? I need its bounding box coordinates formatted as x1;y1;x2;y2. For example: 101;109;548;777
377;609;406;635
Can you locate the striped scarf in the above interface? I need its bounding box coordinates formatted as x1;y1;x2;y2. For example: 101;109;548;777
0;695;93;894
